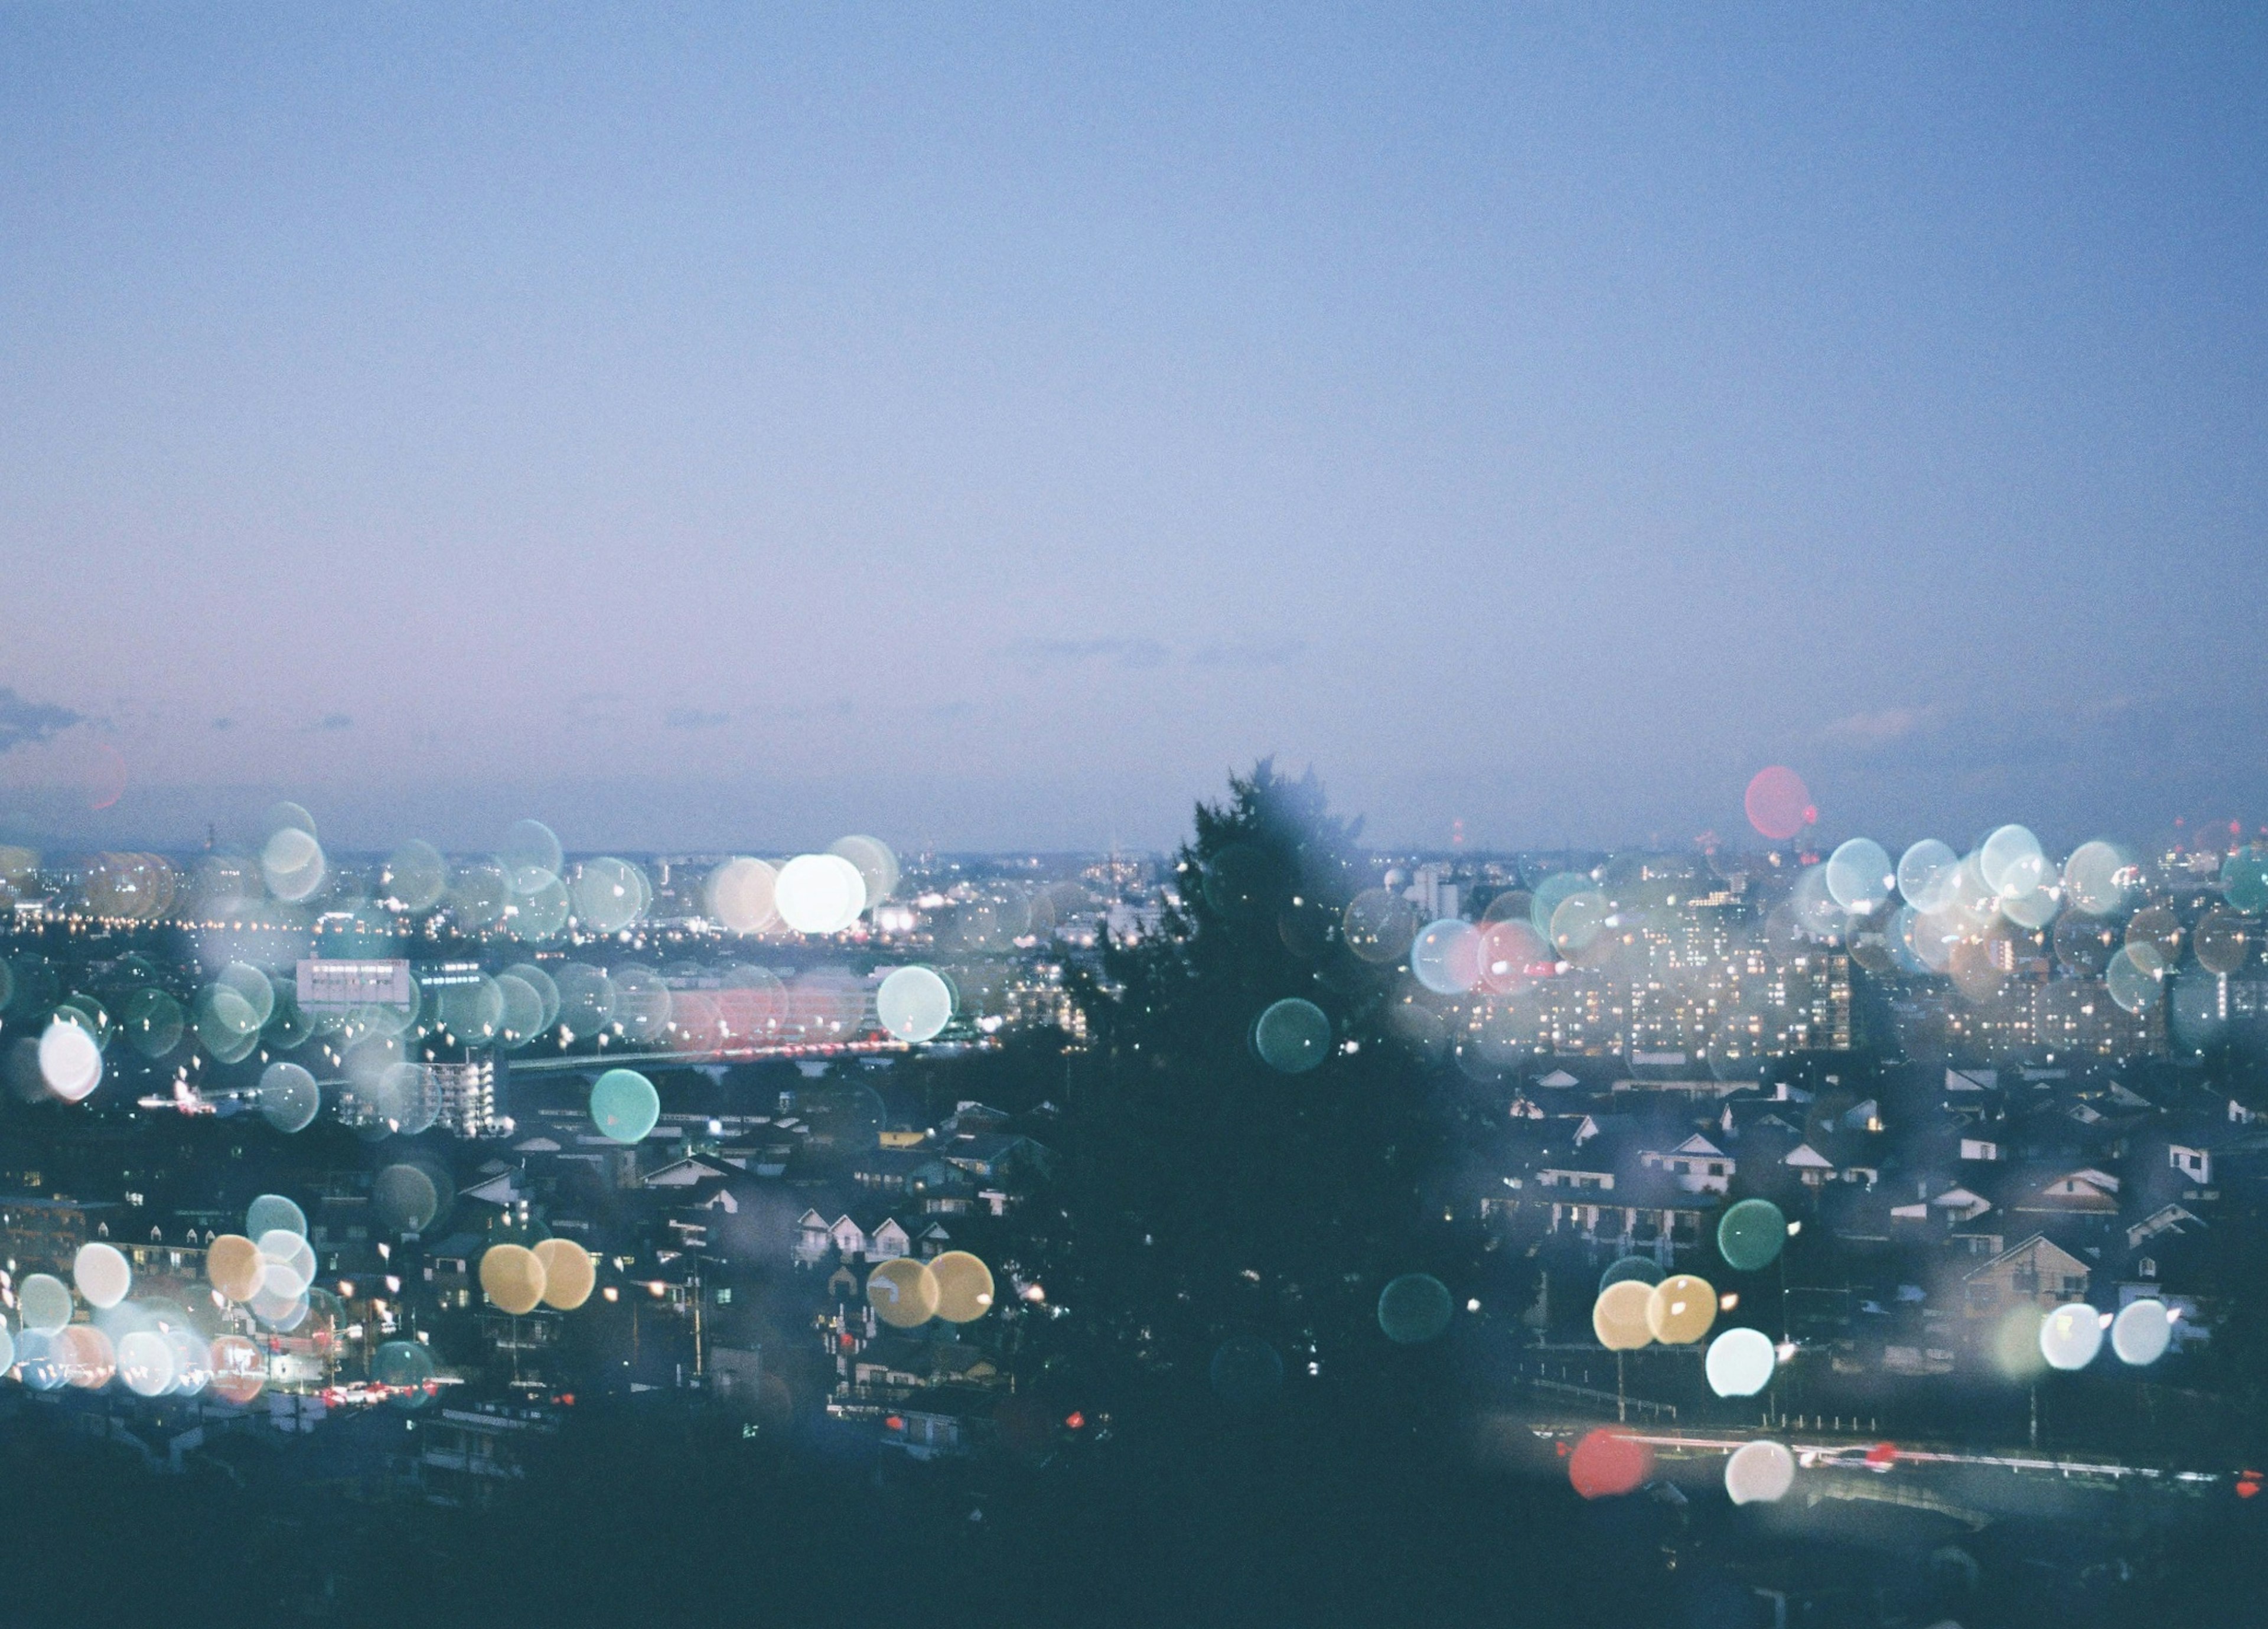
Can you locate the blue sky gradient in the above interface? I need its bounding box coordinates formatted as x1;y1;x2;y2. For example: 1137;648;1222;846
2;5;2263;853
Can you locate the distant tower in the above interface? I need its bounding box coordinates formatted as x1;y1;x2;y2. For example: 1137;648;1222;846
206;822;216;852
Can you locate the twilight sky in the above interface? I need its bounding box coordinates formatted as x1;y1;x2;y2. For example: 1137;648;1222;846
2;5;2263;855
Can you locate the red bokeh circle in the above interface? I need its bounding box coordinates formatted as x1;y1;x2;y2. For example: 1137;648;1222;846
1569;1428;1654;1500
1744;767;1814;841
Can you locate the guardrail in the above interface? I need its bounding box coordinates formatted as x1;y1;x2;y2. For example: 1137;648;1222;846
1522;1373;1677;1422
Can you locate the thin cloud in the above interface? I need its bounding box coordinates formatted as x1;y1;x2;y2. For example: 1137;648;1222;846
311;713;353;731
1006;637;1168;672
0;688;81;754
664;707;731;729
1190;640;1306;670
566;690;630;727
1821;704;1942;745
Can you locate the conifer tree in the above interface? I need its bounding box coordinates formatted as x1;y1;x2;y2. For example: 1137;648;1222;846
1068;761;1449;1387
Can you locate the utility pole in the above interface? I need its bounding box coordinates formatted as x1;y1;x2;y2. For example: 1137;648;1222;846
692;1257;706;1381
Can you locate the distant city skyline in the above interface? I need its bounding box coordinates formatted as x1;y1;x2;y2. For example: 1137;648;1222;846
3;7;2263;851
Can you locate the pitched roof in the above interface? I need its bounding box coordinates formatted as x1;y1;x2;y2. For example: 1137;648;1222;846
459;1172;526;1207
1965;1231;2091;1283
643;1156;732;1189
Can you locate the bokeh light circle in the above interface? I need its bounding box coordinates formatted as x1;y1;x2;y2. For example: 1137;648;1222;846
501;819;564;885
2110;1298;2172;1367
1598;1257;1664;1295
73;1242;131;1309
373;1163;444;1235
876;966;954;1042
572;856;650;935
1992;1306;2047;1380
259;1061;321;1133
1897;840;1962;913
19;1273;71;1334
121;988;185;1059
930;1251;996;1323
2126;905;2182;962
1744;767;1814;842
60;1324;117;1388
509;872;571;942
495;973;546;1048
1547;891;1611;957
250;1263;308;1327
1725;1440;1796;1505
479;1243;547;1315
1376;1273;1453;1344
37;1018;102;1102
1978;825;2044;898
589;1068;660;1143
706;857;780;934
503;961;561;1034
554;963;616;1040
260;826;327;902
1252;998;1332;1074
2064;840;2140;916
1477;918;1550;993
1341;888;1418;965
1592;1279;1656;1351
531;1237;596;1310
2054;911;2119;975
1409;919;1482;994
2039;1302;2104;1370
373;1339;436;1408
207;1235;265;1302
208;1334;266;1403
868;1257;939;1329
1569;1428;1653;1500
1825;839;1895;914
1646;1274;1718;1345
258;1227;317;1285
2194;909;2251;976
828;836;900;908
383;840;449;912
1716;1199;1788;1273
1789;866;1843;940
14;1330;64;1390
2224;849;2268;914
246;1193;307;1240
1705;1327;1777;1397
448;858;509;930
775;854;867;935
2106;944;2166;1015
118;1329;177;1397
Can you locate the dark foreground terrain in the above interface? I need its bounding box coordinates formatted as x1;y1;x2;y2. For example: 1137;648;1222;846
4;1380;2264;1629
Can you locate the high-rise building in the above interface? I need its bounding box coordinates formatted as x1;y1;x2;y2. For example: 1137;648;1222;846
1406;863;1459;922
432;1056;508;1139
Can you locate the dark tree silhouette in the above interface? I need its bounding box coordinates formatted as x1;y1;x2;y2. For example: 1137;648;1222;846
1065;761;1454;1394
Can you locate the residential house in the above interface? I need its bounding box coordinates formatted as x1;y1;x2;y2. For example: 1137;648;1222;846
1543;1169;1717;1259
796;1208;914;1265
1961;1233;2092;1321
2011;1167;2121;1220
1638;1133;1735;1195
